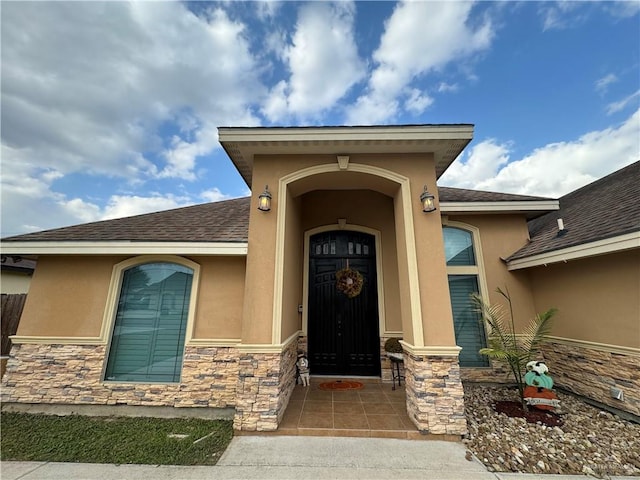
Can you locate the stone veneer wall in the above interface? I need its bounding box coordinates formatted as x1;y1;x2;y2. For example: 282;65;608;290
1;343;238;408
541;342;640;417
460;360;510;383
404;353;467;435
233;338;298;431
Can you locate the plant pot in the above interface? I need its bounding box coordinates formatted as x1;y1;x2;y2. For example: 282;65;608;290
387;352;404;361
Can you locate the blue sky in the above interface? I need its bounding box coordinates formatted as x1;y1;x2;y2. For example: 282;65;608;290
1;1;638;237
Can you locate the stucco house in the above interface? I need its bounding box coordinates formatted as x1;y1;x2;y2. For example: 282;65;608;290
1;125;638;437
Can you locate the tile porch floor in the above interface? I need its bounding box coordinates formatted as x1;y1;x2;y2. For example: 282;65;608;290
273;377;426;440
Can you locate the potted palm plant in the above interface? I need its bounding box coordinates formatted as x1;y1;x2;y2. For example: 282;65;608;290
472;287;557;411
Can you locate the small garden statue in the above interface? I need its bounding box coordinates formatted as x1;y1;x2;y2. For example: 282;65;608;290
523;360;560;411
296;351;310;387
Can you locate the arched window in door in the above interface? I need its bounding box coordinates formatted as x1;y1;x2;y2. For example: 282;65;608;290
443;226;489;367
104;262;194;383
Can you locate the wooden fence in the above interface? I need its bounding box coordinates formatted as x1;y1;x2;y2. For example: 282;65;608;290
1;293;26;356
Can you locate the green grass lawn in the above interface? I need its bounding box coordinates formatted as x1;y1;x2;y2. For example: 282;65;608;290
0;412;233;465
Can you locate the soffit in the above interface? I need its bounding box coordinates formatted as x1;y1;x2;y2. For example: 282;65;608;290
219;125;474;188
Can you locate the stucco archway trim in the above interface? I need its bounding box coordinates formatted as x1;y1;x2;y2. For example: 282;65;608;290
272;163;424;348
301;224;386;337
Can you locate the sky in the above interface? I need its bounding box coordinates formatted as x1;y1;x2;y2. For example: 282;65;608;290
1;1;639;237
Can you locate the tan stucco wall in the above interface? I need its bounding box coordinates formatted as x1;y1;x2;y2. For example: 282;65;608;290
190;256;245;340
241;158;283;345
529;250;640;348
415;173;455;346
16;255;246;342
446;214;538;329
16;256;124;337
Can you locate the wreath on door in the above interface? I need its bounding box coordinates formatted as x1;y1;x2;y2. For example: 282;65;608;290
336;260;364;298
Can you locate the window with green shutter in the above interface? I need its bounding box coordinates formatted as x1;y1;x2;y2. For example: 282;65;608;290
443;227;489;367
105;262;193;383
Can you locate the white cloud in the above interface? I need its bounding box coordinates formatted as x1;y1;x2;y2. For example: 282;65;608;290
346;1;493;124
440;109;640;198
60;198;102;224
439;140;511;191
200;188;230;203
1;2;262;184
438;82;459;93
1;2;265;235
539;1;583;31
160;122;219;180
101;194;193;221
606;90;640;115
606;1;640;18
540;1;639;31
254;0;283;21
262;81;289;124
595;73;618;94
404;88;434;115
261;1;365;122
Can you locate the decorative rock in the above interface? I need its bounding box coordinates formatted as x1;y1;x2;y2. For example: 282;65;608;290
463;385;640;477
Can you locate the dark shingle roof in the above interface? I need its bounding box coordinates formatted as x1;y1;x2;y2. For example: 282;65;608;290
2;187;556;244
508;161;640;261
437;186;550;202
2;197;251;243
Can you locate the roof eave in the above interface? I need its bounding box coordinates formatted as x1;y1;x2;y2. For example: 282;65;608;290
0;241;249;256
218;124;474;188
440;200;559;219
506;231;640;270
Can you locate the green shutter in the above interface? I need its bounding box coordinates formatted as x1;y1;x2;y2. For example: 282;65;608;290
448;275;488;367
105;263;193;383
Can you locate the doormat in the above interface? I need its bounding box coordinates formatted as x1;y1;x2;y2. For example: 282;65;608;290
317;380;364;391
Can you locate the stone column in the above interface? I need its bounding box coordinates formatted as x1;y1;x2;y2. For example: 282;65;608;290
404;352;467;436
233;338;297;431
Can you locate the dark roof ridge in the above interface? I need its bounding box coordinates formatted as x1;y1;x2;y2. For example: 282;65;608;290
437;185;554;201
219;123;475;129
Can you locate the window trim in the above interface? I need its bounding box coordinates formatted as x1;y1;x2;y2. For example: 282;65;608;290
442;221;491;367
100;255;200;384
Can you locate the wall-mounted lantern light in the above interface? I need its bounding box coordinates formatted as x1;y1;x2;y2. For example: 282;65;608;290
257;185;272;212
420;185;436;213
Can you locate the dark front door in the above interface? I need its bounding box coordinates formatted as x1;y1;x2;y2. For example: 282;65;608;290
308;231;381;376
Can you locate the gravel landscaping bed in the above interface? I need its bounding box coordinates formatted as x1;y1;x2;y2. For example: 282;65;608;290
462;384;640;478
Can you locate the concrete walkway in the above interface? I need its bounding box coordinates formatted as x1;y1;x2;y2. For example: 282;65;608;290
2;436;636;480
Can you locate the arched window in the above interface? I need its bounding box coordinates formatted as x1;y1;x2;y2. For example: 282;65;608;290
443;226;488;367
104;262;194;383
